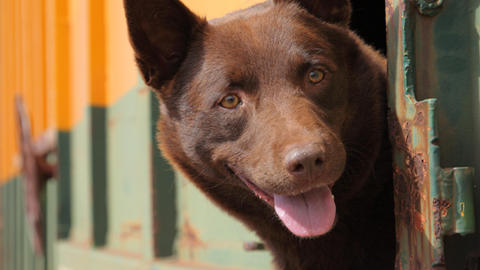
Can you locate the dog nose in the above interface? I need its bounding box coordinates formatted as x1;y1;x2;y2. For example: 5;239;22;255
285;144;324;180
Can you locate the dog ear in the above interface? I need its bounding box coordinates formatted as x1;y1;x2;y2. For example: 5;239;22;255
124;0;205;91
274;0;352;26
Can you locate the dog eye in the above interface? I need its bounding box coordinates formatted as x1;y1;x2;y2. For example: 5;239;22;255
308;69;325;84
220;94;241;109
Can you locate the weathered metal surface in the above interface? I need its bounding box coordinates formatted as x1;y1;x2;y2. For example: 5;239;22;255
386;0;476;269
15;96;57;255
413;0;444;16
15;96;44;255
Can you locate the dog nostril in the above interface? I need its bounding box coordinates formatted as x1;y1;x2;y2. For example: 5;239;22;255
292;163;305;173
315;158;323;166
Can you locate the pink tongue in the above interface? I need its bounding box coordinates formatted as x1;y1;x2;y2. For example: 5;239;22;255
274;186;336;237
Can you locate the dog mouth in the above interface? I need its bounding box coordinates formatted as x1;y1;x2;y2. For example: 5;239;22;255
226;165;336;238
226;165;275;205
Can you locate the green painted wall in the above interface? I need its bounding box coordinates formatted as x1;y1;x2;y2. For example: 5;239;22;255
51;84;273;269
0;177;57;270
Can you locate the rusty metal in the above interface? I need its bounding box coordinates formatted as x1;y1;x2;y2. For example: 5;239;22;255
179;218;206;260
15;96;57;255
413;0;444;16
387;1;475;269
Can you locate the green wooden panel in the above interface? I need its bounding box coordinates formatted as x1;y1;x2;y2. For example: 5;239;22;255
57;131;72;239
46;180;58;270
106;82;154;258
70;109;94;245
5;181;13;270
1;184;6;270
175;174;273;270
57;241;253;270
56;83;273;269
151;91;177;258
15;178;23;270
0;178;46;270
91;106;109;247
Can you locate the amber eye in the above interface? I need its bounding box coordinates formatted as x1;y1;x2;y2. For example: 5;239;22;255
220;94;241;109
308;69;325;84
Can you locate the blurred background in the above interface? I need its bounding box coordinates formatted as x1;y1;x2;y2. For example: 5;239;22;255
0;0;274;269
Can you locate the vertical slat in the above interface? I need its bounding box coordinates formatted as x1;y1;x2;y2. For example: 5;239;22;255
55;0;72;240
40;0;48;132
5;0;18;182
5;182;10;270
151;93;177;258
104;0;156;256
32;0;47;137
1;184;7;270
7;181;14;270
20;0;32;134
17;179;25;270
0;0;21;183
57;131;72;239
68;0;94;247
0;0;6;183
89;0;106;106
45;0;57;129
104;0;138;104
24;210;32;270
90;106;108;247
90;0;108;247
14;180;20;270
45;180;57;270
55;0;71;131
36;187;46;270
3;183;7;270
8;185;14;270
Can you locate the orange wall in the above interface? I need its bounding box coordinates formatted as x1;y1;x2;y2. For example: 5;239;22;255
184;0;263;18
0;0;49;182
0;0;263;183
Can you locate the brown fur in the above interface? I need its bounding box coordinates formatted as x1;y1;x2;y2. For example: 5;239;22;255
124;0;395;269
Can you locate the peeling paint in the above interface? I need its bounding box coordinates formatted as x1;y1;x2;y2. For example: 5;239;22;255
179;218;207;260
413;0;444;16
387;0;475;269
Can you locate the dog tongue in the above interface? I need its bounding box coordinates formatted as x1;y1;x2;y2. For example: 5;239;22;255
274;186;336;237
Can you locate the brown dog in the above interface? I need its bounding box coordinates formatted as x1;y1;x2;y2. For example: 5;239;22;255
124;0;395;269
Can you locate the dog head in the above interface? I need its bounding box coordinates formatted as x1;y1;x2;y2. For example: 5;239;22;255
124;0;386;238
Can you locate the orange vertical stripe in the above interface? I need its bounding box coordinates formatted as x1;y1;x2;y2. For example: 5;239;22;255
10;0;21;178
90;0;106;106
56;0;71;131
70;0;89;124
41;0;48;131
31;0;47;138
20;0;32;135
45;0;57;129
0;0;6;181
0;0;59;182
105;0;137;106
